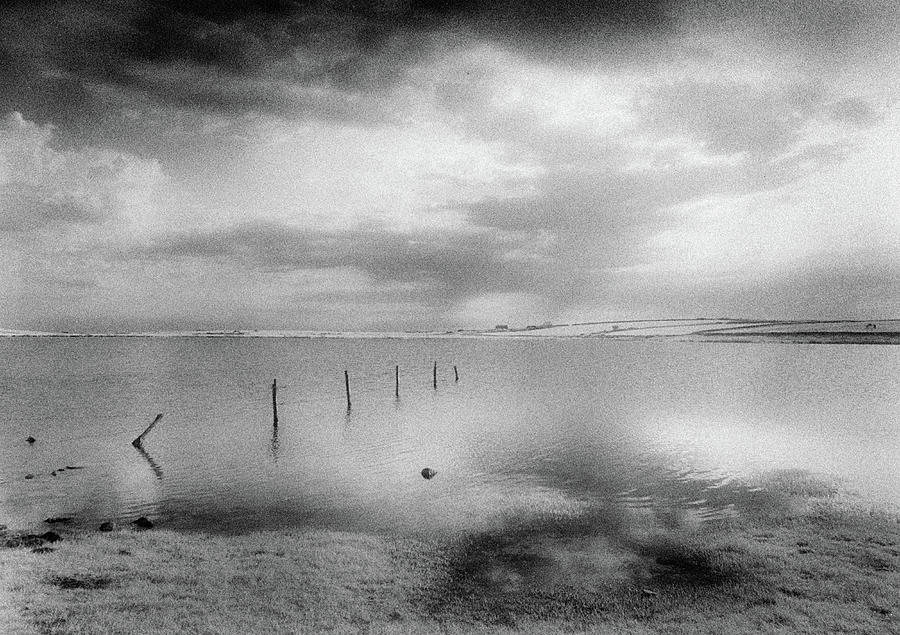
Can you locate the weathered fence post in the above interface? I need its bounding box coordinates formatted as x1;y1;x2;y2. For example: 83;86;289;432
454;365;459;382
395;365;399;398
272;378;278;426
433;361;437;390
345;370;351;410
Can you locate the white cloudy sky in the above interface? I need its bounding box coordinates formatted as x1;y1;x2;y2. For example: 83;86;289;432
1;0;898;331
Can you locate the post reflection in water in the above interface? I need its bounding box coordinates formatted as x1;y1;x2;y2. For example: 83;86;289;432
133;443;163;480
270;424;280;462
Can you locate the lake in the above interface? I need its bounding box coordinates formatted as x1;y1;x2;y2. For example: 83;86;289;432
1;337;898;535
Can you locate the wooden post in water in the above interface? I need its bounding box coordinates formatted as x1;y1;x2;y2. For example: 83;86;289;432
344;370;351;410
132;414;163;448
395;365;399;398
433;361;437;390
272;379;278;426
454;365;459;382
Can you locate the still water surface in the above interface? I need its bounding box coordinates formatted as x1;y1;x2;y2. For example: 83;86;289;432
1;337;898;535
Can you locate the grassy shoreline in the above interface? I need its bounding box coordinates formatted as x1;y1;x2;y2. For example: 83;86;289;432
3;472;899;634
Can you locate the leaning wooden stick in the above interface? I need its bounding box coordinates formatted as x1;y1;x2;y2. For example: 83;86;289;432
454;365;459;382
132;414;163;448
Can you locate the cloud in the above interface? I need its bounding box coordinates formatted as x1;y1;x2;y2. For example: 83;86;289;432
141;220;559;299
639;81;881;158
0;110;175;330
687;0;900;72
604;252;900;321
0;112;168;232
447;292;551;328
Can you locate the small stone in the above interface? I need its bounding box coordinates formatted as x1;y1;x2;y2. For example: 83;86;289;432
26;436;35;444
98;522;114;532
44;517;73;524
641;588;659;597
31;547;55;554
39;531;61;543
132;517;153;529
24;474;34;480
50;471;56;477
420;467;437;480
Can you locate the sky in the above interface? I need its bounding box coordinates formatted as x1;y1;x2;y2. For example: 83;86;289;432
1;0;898;332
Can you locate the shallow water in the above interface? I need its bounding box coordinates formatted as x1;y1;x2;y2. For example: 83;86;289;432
1;337;898;534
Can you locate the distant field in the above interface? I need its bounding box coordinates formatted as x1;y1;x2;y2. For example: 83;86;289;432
696;320;900;334
473;319;900;343
2;319;898;341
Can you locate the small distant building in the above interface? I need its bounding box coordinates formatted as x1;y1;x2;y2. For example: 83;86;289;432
611;324;620;331
494;324;509;331
865;323;878;330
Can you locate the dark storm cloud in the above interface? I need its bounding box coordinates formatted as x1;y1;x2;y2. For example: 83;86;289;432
3;0;892;136
395;0;675;51
140;221;567;301
0;0;415;133
0;0;681;135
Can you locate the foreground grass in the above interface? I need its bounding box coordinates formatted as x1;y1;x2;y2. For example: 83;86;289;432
2;471;899;634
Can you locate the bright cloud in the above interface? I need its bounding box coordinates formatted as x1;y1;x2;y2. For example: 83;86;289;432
0;112;169;233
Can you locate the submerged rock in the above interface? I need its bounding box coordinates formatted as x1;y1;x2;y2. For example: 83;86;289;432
132;517;154;530
40;531;61;543
26;436;35;444
31;547;55;554
98;522;114;532
421;467;437;480
24;474;34;480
